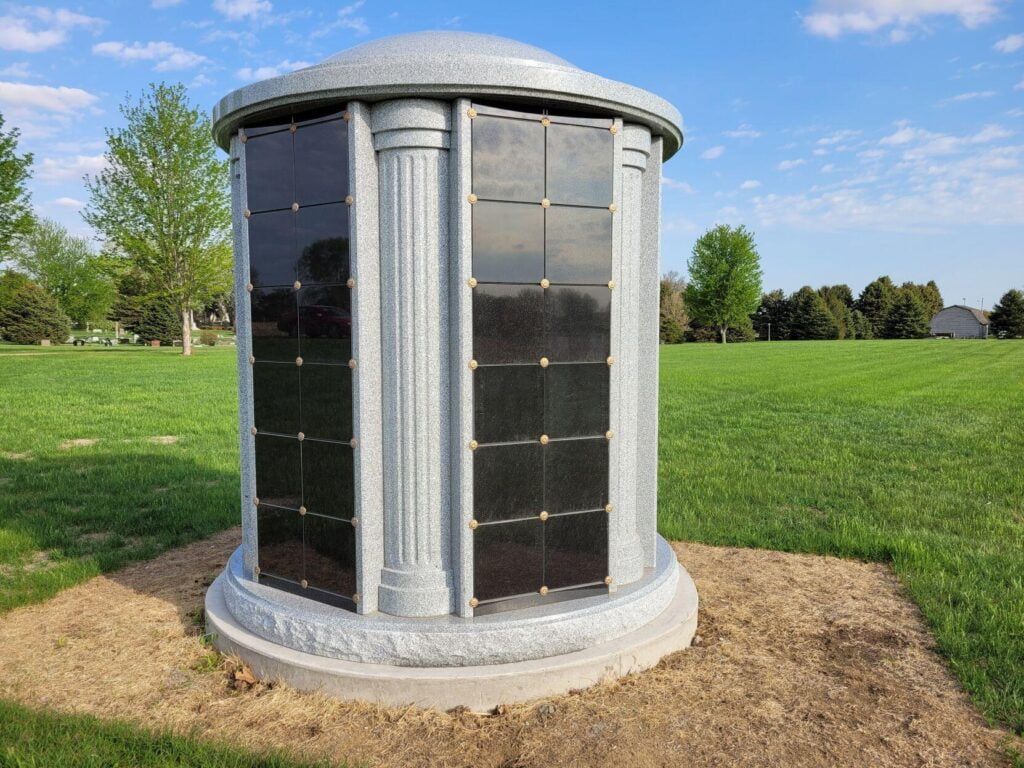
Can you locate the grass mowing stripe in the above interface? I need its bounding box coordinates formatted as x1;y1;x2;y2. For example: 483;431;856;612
658;339;1024;734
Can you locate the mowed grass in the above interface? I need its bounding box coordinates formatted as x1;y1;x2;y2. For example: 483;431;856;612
0;345;240;611
659;339;1024;734
0;339;1022;744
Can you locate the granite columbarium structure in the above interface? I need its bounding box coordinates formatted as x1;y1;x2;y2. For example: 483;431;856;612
205;30;698;710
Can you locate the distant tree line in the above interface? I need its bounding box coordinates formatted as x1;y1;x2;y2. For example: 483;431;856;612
661;224;1022;343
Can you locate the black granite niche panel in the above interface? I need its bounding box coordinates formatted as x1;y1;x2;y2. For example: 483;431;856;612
469;104;615;605
245;108;355;610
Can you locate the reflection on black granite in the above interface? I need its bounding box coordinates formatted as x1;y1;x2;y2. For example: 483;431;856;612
301;439;354;519
303;513;356;596
257;505;303;582
544;510;607;590
254;434;301;509
474;365;543;443
546;124;613;207
472;284;544;364
472;115;544;203
250;287;298;361
299;364;352;442
544;363;609;438
253;362;299;435
473;443;543;523
473;518;543;602
248;209;296;287
545;438;608;514
547;286;611;361
245;129;293;212
472;201;544;283
545;206;612;285
295;203;349;285
298;285;351;363
294;119;348;206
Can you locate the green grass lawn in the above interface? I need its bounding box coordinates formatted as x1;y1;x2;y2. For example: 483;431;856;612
659;339;1024;734
0;339;1022;761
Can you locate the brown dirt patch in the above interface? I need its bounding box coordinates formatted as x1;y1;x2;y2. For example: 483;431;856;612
0;532;1018;768
59;438;98;449
0;451;31;460
148;435;179;445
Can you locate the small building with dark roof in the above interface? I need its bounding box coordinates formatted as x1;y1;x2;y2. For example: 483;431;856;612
930;305;990;339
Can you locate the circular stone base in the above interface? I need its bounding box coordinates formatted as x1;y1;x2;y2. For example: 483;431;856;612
205;539;698;710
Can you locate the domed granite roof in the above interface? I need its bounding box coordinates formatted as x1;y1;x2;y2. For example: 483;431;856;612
212;31;683;157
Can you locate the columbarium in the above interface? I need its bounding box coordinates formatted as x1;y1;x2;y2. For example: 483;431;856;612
206;30;697;710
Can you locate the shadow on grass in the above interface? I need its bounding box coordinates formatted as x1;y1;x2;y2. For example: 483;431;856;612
0;451;240;617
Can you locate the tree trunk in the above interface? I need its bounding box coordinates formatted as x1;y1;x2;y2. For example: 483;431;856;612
720;326;728;344
181;309;192;356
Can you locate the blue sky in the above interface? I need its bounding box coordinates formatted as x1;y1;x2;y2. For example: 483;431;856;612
1;0;1022;307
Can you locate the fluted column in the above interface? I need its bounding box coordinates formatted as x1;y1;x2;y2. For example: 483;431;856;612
611;124;652;586
373;99;453;617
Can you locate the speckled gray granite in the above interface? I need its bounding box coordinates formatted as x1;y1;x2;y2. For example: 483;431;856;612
216;535;683;668
212;31;683;158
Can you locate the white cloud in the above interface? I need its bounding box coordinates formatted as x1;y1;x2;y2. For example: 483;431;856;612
0;7;104;53
816;129;861;146
813;148;828;156
0;81;98;113
1008;108;1024;118
740;179;762;189
152;0;184;6
993;33;1024;53
802;0;1002;40
724;124;761;139
1016;77;1024;91
213;0;272;20
661;177;696;193
940;90;996;103
821;163;836;172
92;41;207;71
311;2;369;38
700;145;725;160
858;148;887;160
36;154;107;182
0;62;31;79
884;122;1013;159
236;59;311;81
778;158;806;170
54;196;85;208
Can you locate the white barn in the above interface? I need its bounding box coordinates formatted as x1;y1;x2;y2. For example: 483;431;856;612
930;305;990;339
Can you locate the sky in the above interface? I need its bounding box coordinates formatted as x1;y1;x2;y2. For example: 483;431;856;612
0;0;1022;307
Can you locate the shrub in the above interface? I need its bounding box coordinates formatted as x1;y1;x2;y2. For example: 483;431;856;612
0;282;71;345
199;329;218;347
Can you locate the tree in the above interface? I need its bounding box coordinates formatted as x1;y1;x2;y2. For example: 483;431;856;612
13;218;116;328
751;289;792;341
0;282;70;345
788;286;840;340
857;276;896;338
0;269;31;319
84;83;231;356
660;271;688;343
685;224;762;344
989;289;1024;338
849;309;873;339
819;285;854;339
133;296;181;345
0;112;34;262
884;288;930;339
899;280;944;321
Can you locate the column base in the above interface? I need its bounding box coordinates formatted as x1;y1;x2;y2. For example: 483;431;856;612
377;566;452;617
206;538;697;711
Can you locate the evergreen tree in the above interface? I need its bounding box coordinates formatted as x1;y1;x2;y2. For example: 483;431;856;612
0;269;31;319
0;282;70;345
819;285;854;338
751;289;792;340
685;224;763;343
857;276;896;337
133;296;181;345
921;280;944;318
850;309;874;339
989;289;1024;338
788;286;839;340
884;289;930;338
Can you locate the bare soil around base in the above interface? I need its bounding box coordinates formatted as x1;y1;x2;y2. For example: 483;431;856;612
0;529;1019;768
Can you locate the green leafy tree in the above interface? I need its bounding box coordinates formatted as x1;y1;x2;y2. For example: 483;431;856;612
857;276;896;337
0;282;70;345
13;218;116;329
84;83;231;356
788;286;840;340
989;289;1024;338
0;269;31;319
920;280;944;318
659;271;688;343
884;288;930;339
0;112;34;261
685;224;763;344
